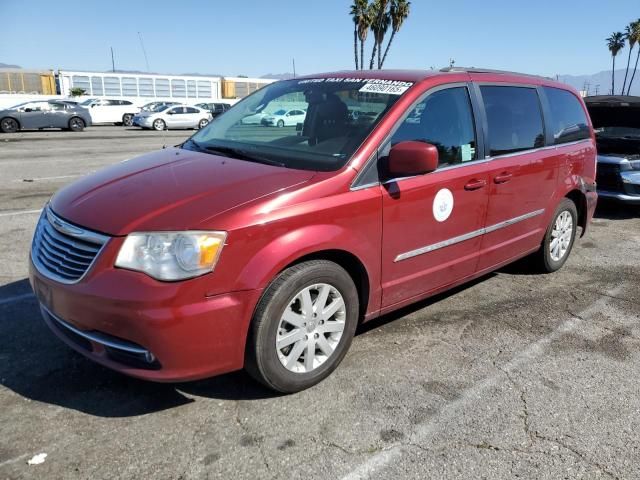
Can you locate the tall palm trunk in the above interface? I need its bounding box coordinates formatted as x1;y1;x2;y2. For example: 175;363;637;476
379;30;396;69
377;43;382;68
369;42;378;70
622;46;634;94
611;56;616;95
353;27;359;69
628;50;640;94
360;40;365;70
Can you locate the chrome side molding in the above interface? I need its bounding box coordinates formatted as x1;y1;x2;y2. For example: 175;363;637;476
394;209;545;262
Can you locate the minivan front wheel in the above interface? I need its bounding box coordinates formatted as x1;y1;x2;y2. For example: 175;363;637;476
246;260;359;393
535;198;578;272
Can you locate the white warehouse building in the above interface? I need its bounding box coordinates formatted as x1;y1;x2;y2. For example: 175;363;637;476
57;70;275;103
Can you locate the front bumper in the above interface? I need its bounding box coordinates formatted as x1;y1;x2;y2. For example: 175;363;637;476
133;116;153;128
29;258;262;382
596;163;640;203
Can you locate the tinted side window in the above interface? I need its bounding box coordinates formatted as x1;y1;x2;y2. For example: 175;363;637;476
543;87;590;144
121;100;133;106
185;107;198;114
391;87;477;167
480;86;544;156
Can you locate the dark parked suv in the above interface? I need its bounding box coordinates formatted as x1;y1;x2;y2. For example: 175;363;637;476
585;95;640;204
195;102;231;119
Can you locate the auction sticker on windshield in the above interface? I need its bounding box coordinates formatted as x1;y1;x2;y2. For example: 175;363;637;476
359;80;413;95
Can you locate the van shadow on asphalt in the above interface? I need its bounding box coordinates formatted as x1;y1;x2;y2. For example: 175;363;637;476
0;279;278;418
0;256;567;418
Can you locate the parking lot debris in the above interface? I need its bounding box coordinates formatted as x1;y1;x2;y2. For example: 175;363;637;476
27;453;47;465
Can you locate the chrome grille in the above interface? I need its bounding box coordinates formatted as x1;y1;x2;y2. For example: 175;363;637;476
31;207;109;283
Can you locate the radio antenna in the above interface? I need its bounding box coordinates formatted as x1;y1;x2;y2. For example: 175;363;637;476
138;31;150;72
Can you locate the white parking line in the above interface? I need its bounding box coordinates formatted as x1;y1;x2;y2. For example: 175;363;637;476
0;209;42;217
0;292;35;306
340;285;623;480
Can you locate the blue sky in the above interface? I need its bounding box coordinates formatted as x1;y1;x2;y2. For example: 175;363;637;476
0;0;638;78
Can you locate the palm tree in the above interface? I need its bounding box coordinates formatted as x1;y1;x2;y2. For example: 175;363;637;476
368;0;391;69
606;32;625;95
350;0;371;70
379;0;411;69
621;22;638;94
627;20;640;94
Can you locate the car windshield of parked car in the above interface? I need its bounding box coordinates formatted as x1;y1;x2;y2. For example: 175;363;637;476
185;77;414;171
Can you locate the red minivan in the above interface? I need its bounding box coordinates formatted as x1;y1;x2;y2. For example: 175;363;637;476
29;69;597;392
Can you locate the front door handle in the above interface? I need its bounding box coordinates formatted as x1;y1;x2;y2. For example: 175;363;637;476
464;178;487;191
494;172;513;184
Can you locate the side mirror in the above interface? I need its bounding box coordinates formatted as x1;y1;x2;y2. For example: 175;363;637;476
90;104;96;108
24;108;33;112
387;141;439;176
166;111;174;115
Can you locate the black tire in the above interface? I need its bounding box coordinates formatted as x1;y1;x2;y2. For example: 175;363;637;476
153;119;166;131
277;119;285;128
533;198;578;273
197;118;209;129
246;260;359;393
122;114;134;127
68;117;85;132
0;117;19;133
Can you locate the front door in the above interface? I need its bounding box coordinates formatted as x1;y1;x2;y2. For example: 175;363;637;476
381;85;490;308
474;85;559;271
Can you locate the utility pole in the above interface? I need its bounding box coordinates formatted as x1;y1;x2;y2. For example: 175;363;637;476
594;84;600;95
110;47;115;72
292;58;296;78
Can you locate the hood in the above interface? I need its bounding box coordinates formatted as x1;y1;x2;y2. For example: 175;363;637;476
50;147;315;235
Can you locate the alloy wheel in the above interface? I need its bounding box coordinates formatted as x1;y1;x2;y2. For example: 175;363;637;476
550;210;573;262
276;283;346;373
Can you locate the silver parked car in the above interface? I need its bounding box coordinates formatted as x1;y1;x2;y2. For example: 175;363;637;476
132;104;212;131
0;100;92;133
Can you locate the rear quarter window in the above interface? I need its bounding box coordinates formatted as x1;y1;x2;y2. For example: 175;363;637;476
543;87;590;144
480;86;545;156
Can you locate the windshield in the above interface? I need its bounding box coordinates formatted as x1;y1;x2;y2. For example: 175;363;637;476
154;104;170;112
186;77;413;171
595;126;640;138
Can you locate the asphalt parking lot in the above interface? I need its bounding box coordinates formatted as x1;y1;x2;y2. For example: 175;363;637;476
1;126;640;479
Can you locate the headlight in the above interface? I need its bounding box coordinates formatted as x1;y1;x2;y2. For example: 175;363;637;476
115;231;227;281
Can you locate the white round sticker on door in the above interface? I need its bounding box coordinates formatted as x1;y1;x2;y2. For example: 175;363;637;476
433;188;454;222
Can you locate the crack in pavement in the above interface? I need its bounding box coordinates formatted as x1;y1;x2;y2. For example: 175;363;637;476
340;284;625;480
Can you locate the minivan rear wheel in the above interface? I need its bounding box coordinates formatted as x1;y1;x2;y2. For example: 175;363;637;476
534;198;578;273
246;260;359;393
122;114;134;127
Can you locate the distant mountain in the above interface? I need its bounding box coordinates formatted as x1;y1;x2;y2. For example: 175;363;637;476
557;69;640;96
261;73;295;80
0;62;21;68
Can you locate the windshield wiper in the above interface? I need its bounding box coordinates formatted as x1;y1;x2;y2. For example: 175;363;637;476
203;145;286;167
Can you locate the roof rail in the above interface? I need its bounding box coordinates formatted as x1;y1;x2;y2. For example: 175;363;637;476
439;67;552;80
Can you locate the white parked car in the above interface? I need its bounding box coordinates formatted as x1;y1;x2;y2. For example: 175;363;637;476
261;109;306;127
81;98;140;126
132;104;212;131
